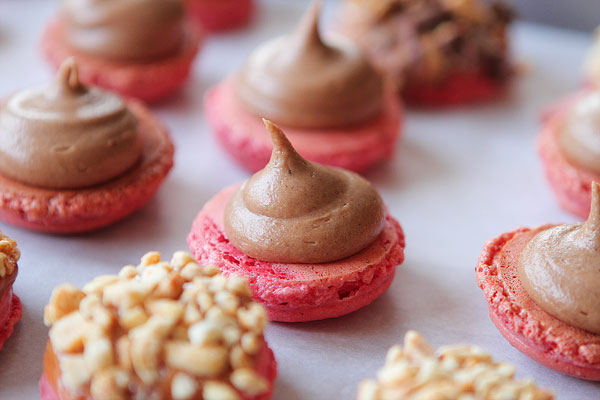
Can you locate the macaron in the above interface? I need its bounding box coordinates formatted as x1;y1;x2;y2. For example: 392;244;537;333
40;251;277;400
188;121;405;322
205;1;402;173
186;0;254;32
538;89;600;218
0;230;21;352
476;184;600;380
0;59;174;234
41;0;201;103
337;0;514;107
358;331;553;399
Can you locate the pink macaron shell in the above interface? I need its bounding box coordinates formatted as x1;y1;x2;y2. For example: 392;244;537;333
187;185;405;322
187;0;254;32
538;90;600;219
476;226;600;380
402;70;509;107
0;290;22;352
0;101;174;234
41;18;202;103
39;342;277;400
204;78;403;173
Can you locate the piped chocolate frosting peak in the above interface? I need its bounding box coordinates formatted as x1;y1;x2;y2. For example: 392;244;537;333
235;1;384;129
224;120;386;264
0;58;141;189
518;182;600;334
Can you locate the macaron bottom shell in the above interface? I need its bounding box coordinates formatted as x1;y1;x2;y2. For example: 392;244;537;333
476;226;600;381
41;18;202;103
204;78;403;174
0;101;174;234
187;0;254;32
402;70;509;107
187;185;405;323
0;291;21;352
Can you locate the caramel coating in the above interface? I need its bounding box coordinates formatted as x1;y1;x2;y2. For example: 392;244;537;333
224;120;385;263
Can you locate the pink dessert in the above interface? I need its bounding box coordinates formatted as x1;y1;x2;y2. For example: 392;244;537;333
0;101;174;234
476;226;600;380
188;185;405;322
206;79;402;173
538;90;599;219
186;0;254;32
41;0;201;103
206;2;402;174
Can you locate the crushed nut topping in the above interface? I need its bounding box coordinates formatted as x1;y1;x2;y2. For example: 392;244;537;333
357;331;554;400
0;229;19;278
44;251;270;399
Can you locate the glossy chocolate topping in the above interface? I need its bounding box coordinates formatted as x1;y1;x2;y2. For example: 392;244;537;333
60;0;185;61
235;1;383;129
518;182;600;335
0;58;141;189
224;120;386;263
559;92;600;175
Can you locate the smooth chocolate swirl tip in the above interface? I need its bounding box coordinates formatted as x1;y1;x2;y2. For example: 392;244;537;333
224;120;386;264
518;181;600;334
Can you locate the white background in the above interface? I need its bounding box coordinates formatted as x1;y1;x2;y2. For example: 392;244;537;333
0;0;599;398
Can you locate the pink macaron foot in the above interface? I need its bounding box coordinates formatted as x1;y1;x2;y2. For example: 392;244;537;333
187;185;405;322
204;78;403;173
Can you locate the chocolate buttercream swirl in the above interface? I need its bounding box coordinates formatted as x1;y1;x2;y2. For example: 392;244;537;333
518;182;600;335
60;0;184;61
224;120;386;263
559;92;600;175
235;1;383;129
0;58;141;189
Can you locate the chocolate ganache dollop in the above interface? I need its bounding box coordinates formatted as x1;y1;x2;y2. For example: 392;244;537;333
518;181;600;335
235;1;384;129
224;120;386;263
60;0;185;61
559;92;600;175
0;58;141;189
